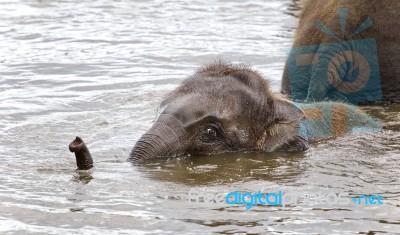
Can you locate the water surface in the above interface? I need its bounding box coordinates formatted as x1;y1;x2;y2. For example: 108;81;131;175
1;0;400;234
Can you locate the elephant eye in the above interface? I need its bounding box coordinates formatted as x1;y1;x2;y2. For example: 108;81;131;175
206;127;217;137
199;124;221;142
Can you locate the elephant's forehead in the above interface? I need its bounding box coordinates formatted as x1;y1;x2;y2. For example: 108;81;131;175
161;91;261;122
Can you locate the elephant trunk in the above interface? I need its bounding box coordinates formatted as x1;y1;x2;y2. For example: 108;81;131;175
129;114;188;161
69;136;94;170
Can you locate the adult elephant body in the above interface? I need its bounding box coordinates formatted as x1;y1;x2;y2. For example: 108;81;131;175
281;0;400;103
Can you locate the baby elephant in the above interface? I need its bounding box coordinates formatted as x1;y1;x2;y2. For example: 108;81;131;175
129;62;380;161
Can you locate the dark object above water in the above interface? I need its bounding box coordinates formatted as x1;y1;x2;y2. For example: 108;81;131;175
69;136;93;170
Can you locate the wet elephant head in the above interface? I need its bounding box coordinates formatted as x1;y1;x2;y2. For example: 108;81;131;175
129;62;308;161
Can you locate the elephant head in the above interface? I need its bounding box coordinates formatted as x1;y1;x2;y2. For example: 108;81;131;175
129;62;308;161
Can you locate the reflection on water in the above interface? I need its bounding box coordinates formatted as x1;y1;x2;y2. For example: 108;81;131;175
71;171;94;184
0;0;400;234
137;152;307;185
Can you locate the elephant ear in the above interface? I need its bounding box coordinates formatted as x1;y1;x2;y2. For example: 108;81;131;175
273;98;304;124
257;97;306;152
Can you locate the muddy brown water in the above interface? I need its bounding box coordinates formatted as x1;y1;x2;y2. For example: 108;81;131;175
0;0;399;234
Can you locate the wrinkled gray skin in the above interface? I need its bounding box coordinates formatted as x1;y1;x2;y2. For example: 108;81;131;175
129;62;309;161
